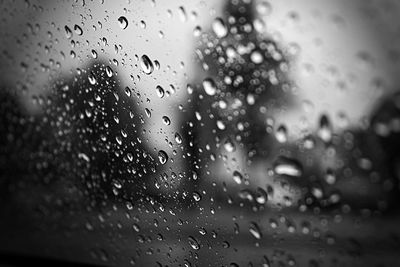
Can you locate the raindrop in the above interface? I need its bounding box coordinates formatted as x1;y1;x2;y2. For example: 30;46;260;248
105;66;113;77
275;124;288;143
188;236;200;250
162;116;171;125
158;150;168;165
202;77;217;96
222;241;230;248
238;189;254;202
232;170;243;185
74;24;83;35
255;187;268;204
118;16;128;29
224;138;236;152
174;133;182;144
64;25;72;39
178;6;187;22
318;114;332;143
324;169;336;185
88;72;97;85
250;50;263;64
193;191;202;202
145;108;151;118
216;120;226;130
91;49;98;59
249;222;262;239
303;135;315;149
273;157;303;177
193;25;202;37
256;1;272;16
140;55;154;75
199;228;207;235
187;84;194;94
156;85;165;98
154;60;160;70
212;17;228;38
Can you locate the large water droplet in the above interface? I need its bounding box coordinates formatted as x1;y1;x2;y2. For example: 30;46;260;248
174;132;182;144
178;6;187;22
250;50;263;64
140;55;154;75
212;17;228;38
162;116;171;125
273;157;303;177
74;24;83;35
249;222;262;239
88;72;97;85
158;150;168;165
118;16;128;29
238;189;254;202
224;138;236;152
232;170;243;185
256;1;272;16
318;114;332;143
275;124;288;143
188;236;200;250
255;187;268;204
156;85;165;98
192;191;202;202
105;66;113;77
202;78;217;96
64;25;72;39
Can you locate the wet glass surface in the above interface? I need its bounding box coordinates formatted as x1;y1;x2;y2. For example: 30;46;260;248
1;0;400;266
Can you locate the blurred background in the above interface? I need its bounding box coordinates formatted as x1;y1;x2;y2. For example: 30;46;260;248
1;0;400;266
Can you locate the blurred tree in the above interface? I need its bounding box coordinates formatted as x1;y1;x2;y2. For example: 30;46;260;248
183;0;400;213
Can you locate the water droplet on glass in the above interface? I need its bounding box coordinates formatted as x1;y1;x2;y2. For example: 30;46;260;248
212;17;228;38
222;241;230;248
303;135;315;149
105;66;113;77
202;77;217;96
217;120;226;130
174;132;182;144
91;49;98;59
140;20;146;29
74;24;83;35
255;187;268;204
256;1;272;15
224;138;236;152
140;55;154;75
232;170;243;185
162;116;171;125
275;124;288;143
154;60;160;70
158;150;168;165
273;157;303;177
192;191;201;202
193;25;202;37
249;222;262;239
118;16;128;29
145;108;151;118
88;72;97;85
64;25;72;39
238;189;254;202
318;114;332;143
324;169;336;185
156;85;165;98
178;6;187;22
250;50;263;64
188;236;200;250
